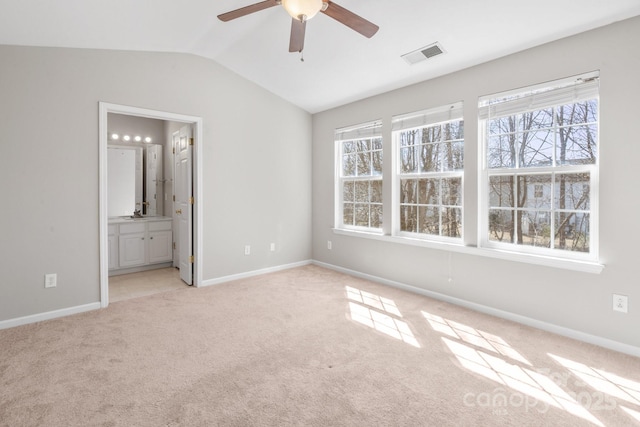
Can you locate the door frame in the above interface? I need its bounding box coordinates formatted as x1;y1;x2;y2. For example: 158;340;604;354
98;102;204;307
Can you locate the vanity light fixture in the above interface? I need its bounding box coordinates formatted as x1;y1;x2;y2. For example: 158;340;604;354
123;135;131;141
111;133;120;140
134;135;142;142
144;137;152;143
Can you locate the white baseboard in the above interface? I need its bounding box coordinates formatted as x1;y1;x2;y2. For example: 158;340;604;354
0;302;101;330
313;260;640;358
200;260;313;287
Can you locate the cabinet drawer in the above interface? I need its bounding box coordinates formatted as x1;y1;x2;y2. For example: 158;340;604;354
148;220;172;232
119;222;146;234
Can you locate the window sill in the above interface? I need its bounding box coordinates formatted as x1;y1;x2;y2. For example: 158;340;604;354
331;228;604;274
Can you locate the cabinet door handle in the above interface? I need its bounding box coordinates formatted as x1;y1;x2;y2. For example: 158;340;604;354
176;209;182;214
150;237;154;239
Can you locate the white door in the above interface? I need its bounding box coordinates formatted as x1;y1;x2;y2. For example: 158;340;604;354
174;125;193;285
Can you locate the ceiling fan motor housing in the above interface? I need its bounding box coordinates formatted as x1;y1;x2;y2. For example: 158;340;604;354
282;0;324;21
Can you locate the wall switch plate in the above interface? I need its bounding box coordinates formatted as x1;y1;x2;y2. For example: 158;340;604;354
244;245;251;255
613;294;628;313
327;241;332;250
270;243;275;252
45;273;57;288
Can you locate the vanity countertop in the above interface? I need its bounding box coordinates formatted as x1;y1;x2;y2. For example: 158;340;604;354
108;216;172;224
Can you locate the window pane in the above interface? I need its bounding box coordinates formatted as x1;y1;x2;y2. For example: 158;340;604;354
489;176;514;208
521;129;553;167
400;179;417;204
524;109;553;130
400;205;417;232
419;142;440;172
555;173;590;210
554;212;590;253
371;137;383;150
418;178;439;205
489;209;514;243
489;115;521;135
557;124;597;165
371;180;382;203
356;140;370;152
343;180;354;202
488;135;516;168
400;146;418;173
355;181;369;202
342;154;356;176
343;203;353;225
519;210;551;248
371;204;383;228
372;150;383;175
418;206;439;235
442;178;462;206
357;151;371;176
518;175;551;209
444;121;464;140
442;141;464;171
355;204;369;227
343;141;355;154
557;101;598;126
442;207;462;238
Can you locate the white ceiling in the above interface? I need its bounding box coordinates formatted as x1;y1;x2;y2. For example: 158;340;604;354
1;0;639;113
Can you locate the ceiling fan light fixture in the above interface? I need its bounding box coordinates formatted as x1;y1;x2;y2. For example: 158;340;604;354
282;0;323;21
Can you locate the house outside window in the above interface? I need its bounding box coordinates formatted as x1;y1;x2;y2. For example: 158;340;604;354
392;103;464;241
479;72;599;260
335;120;383;231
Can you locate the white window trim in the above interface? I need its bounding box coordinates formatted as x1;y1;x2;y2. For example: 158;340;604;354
334;120;383;232
478;72;600;264
391;102;464;242
332;228;604;274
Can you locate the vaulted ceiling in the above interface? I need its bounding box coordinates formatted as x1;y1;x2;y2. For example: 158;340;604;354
1;0;639;113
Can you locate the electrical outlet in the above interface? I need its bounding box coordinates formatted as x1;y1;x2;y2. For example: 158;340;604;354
44;273;57;288
244;245;251;255
327;240;332;250
613;294;628;313
270;243;276;252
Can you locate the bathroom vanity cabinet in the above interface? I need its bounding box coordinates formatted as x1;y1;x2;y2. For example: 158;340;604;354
108;216;173;275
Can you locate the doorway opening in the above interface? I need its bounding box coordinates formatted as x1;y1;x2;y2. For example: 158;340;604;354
98;102;203;307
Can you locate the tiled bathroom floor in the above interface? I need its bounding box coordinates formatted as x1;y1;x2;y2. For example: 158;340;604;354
109;267;189;302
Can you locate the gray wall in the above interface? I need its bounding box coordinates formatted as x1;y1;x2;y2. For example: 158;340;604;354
0;46;312;321
312;16;640;349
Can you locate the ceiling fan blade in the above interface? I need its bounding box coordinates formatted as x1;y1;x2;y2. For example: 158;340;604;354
217;0;279;22
289;18;306;52
321;1;379;38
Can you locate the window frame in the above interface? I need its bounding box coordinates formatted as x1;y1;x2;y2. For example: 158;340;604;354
478;73;600;262
335;120;384;233
392;102;465;243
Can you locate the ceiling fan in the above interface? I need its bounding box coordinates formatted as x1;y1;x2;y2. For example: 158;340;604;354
217;0;379;55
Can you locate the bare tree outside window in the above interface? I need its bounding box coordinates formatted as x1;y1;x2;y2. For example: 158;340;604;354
485;93;597;254
339;131;383;230
397;118;464;239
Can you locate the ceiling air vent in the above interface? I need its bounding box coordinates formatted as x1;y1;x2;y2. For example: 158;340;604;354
402;42;445;65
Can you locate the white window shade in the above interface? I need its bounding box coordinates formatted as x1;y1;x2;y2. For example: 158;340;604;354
392;102;463;132
335;120;382;141
478;74;599;120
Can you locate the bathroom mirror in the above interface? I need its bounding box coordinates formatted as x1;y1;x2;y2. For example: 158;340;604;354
107;146;143;217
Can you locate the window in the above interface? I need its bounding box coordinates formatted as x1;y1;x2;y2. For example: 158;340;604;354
336;121;383;231
392;103;464;241
479;73;599;260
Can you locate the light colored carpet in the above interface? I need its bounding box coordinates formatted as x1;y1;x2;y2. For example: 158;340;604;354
1;265;639;426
